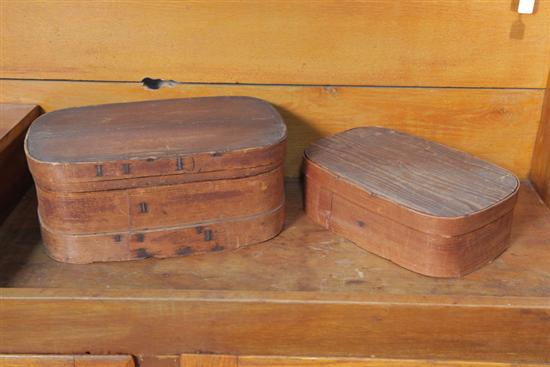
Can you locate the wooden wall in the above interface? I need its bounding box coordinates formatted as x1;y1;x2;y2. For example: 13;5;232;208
1;0;549;179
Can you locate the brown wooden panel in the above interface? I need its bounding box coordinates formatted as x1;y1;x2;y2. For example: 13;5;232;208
0;289;549;362
239;356;549;367
1;1;549;87
0;80;544;178
530;73;550;207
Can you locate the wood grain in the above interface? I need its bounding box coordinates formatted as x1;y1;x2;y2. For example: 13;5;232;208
26;97;285;163
0;80;544;178
305;127;518;217
530;74;550;207
1;1;549;87
0;104;41;223
0;288;548;362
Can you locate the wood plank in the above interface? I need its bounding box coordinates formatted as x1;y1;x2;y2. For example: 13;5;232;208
239;356;550;366
530;75;550;207
1;1;549;88
0;104;41;223
0;80;543;178
0;355;134;367
0;289;548;362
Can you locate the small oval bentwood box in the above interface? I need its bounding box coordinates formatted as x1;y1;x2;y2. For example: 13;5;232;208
25;97;287;263
304;127;519;277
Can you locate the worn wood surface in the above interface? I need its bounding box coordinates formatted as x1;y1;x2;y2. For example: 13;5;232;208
0;80;544;178
0;104;41;223
1;1;549;87
0;355;134;367
531;76;550;207
26;97;286;191
0;181;549;361
305;127;519;217
27;97;285;163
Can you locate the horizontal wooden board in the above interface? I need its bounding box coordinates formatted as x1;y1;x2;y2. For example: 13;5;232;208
0;79;544;178
1;1;549;87
1;288;549;362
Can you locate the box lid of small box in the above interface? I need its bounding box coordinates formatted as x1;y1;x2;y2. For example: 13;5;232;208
305;126;519;243
25;97;287;192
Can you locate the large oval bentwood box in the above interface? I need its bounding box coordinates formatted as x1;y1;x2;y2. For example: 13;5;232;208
25;97;287;263
304;127;519;277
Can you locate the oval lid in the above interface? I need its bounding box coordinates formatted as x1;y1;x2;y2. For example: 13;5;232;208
26;96;286;164
305;127;519;218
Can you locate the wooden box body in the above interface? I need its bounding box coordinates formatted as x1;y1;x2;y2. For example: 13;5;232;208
304;127;519;277
25;97;287;263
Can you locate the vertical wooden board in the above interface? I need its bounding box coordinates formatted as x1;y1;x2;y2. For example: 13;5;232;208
1;1;549;87
530;73;550;206
0;80;543;178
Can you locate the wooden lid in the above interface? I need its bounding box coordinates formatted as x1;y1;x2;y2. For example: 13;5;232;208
305;127;519;218
25;97;287;191
27;97;286;163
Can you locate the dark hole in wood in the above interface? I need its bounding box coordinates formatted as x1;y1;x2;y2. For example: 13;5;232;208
141;77;163;90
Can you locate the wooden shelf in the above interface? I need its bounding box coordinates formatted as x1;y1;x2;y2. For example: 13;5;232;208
1;180;549;362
